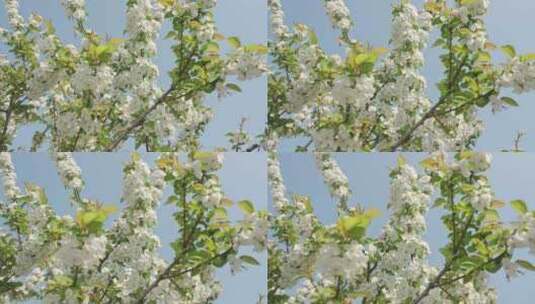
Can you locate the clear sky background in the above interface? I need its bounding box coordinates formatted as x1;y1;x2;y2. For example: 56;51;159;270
273;152;535;303
277;0;535;152
0;0;267;151
2;152;267;303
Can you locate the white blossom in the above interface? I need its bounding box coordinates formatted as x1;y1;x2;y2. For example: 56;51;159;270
0;152;21;200
52;152;84;191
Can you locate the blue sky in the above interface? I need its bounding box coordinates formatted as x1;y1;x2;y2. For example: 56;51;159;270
277;0;535;152
274;152;535;303
0;0;266;151
3;152;267;303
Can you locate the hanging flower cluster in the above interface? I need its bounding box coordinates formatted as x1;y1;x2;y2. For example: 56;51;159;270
268;0;535;151
0;152;267;303
314;152;351;211
269;151;535;303
0;0;267;152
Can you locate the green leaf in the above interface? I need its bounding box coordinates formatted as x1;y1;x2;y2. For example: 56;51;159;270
228;36;241;48
158;0;175;7
75;204;117;233
166;195;179;205
477;51;491;63
205;41;220;54
307;28;319;44
372;47;388;57
0;282;22;293
212;255;227;267
107;38;124;48
240;255;260;265
245;44;268;54
336;214;370;240
433;198;447;208
76;211;98;226
511;199;528;215
364;208;381;219
238;200;255;214
100;205;118;214
501;97;518;107
516;259;535;271
490;199;505;209
226;83;242;92
483;209;500;223
44;19;55;34
303;198;314;213
220;198;233;207
213;33;225;41
473;239;489;256
397;155;407;166
188;250;211;263
500;45;516;58
26;183;48;205
420;155;445;171
51;275;73;288
211;208;228;225
520;53;535;62
425;2;444;13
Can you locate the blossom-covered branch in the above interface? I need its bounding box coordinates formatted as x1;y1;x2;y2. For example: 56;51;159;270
0;152;267;303
269;152;535;303
268;0;535;151
0;0;267;152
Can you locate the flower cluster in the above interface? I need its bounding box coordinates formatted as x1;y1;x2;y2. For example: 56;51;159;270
52;152;84;192
268;0;535;152
225;46;268;81
509;212;535;255
315;242;368;280
314;153;351;211
499;57;535;94
4;0;25;29
267;152;289;210
60;0;86;25
54;234;107;270
0;0;266;152
0;153;266;303
269;152;535;303
0;152;20;200
268;0;289;39
323;0;352;34
458;0;490;22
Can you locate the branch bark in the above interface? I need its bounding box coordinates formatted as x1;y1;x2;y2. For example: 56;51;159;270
105;86;176;151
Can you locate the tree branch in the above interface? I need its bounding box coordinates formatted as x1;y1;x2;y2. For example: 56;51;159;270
385;30;468;152
105;86;176;151
135;246;233;303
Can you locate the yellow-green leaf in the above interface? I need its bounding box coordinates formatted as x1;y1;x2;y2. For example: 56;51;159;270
511;199;528;215
397;155;407;166
490;199;505;209
228;36;241;48
221;198;233;207
158;0;175;7
238;200;255;214
477;51;491;63
501;45;516;58
520;53;535;62
336;214;370;240
364;208;381;220
205;41;220;54
245;44;268;54
213;33;225;41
